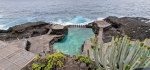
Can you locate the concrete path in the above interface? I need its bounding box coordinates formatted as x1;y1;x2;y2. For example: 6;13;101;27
27;35;62;55
7;34;63;56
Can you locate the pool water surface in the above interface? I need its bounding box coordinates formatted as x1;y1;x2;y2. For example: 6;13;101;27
53;28;94;55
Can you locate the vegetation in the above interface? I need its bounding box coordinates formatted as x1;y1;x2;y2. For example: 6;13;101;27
31;35;150;70
32;52;66;70
90;35;150;70
44;52;66;70
32;63;45;70
73;55;93;67
33;55;41;62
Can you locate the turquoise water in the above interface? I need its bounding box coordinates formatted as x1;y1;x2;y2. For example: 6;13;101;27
53;28;94;56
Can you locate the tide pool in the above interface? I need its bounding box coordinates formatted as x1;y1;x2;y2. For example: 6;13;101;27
53;28;94;56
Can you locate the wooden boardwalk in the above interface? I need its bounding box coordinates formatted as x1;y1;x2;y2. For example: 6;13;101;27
0;32;63;70
0;41;36;70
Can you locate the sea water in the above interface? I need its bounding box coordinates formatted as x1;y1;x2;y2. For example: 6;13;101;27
0;0;150;29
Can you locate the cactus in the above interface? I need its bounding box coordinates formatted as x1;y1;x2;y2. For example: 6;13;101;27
90;35;150;70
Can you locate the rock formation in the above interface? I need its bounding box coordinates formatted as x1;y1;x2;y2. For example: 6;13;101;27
89;16;150;42
0;21;68;41
0;21;68;56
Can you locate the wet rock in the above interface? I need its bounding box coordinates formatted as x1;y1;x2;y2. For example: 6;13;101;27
103;16;150;42
86;23;93;28
0;21;68;41
92;22;99;34
0;21;51;41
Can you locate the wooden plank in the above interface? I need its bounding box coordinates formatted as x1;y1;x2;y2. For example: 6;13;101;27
15;58;30;67
0;40;36;69
0;49;12;58
16;50;35;60
3;46;20;53
6;63;21;70
0;59;13;70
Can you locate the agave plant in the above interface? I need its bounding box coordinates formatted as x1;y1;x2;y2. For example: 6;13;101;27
89;35;150;70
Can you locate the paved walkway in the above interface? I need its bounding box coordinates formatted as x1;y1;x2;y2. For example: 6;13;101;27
28;35;62;55
8;35;62;55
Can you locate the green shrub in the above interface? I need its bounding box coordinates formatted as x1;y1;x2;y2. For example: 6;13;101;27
44;52;66;70
73;55;93;65
31;52;66;70
90;35;150;70
33;55;41;62
32;63;45;70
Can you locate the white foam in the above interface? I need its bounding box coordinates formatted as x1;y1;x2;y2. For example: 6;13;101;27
145;20;150;23
0;15;4;19
118;16;125;18
141;19;146;22
0;25;7;30
0;16;95;29
97;17;104;20
51;19;93;26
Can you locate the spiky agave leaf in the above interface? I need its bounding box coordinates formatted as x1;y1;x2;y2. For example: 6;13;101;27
119;36;130;70
144;55;150;67
91;39;102;69
90;35;150;70
124;40;140;66
103;45;111;70
97;40;104;65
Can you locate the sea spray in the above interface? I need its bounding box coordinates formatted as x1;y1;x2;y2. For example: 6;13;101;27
0;16;94;30
0;16;106;30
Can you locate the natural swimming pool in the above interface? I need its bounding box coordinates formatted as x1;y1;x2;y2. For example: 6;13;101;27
53;28;94;56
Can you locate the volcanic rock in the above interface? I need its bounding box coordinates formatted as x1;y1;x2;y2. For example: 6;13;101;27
103;16;150;42
0;21;68;41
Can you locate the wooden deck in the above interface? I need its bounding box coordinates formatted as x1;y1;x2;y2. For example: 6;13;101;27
0;41;36;70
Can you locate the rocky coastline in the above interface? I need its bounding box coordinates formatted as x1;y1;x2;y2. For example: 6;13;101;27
0;21;68;56
85;16;150;43
1;16;150;55
1;16;150;70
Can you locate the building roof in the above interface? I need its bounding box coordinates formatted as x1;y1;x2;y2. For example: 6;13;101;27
0;41;36;70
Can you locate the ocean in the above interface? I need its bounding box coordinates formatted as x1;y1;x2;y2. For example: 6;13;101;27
0;0;150;29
